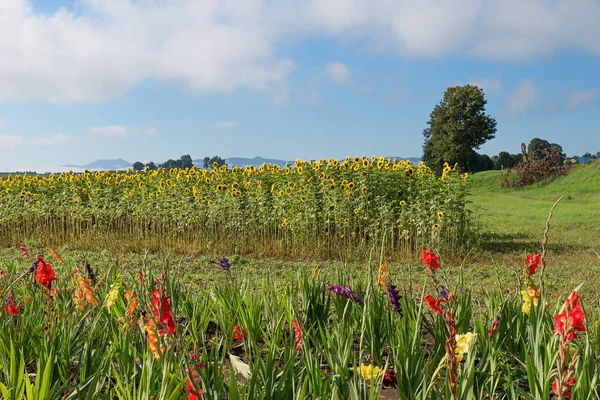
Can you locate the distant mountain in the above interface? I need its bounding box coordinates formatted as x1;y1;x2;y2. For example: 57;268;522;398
389;157;421;164
193;156;420;168
63;159;132;170
193;156;291;168
63;156;421;171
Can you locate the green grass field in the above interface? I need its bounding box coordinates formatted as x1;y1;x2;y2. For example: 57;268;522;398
468;162;600;258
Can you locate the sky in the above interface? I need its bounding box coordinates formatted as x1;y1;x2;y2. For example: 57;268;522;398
0;0;599;172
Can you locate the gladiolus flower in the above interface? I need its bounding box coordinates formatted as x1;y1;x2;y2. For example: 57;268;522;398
292;318;303;351
232;323;247;340
387;284;402;316
4;304;18;316
77;275;98;307
383;370;397;387
124;290;138;319
440;286;448;300
526;253;541;275
105;282;121;311
356;364;381;381
554;291;586;341
48;247;62;263
152;290;176;335
143;318;161;360
422;249;440;271
326;285;364;305
552;377;576;399
455;332;475;362
219;257;231;271
378;260;387;291
17;244;28;258
423;294;444;315
34;256;56;291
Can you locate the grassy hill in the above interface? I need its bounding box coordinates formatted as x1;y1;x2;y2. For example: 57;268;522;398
468;161;600;261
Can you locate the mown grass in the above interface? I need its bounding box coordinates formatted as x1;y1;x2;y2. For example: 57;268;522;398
467;161;600;267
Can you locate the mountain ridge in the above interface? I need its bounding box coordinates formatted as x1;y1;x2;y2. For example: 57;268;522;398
63;156;422;170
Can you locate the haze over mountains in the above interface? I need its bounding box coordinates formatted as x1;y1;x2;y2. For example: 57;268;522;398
58;156;422;172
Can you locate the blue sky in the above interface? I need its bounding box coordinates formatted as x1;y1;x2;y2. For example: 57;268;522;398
0;0;599;171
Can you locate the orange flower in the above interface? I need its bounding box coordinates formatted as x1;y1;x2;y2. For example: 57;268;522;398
143;318;161;360
77;275;98;307
379;260;387;291
48;247;62;263
124;290;138;319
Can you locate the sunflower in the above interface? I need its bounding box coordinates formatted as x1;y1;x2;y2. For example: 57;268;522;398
461;172;469;179
362;159;370;168
432;223;440;231
344;218;350;224
399;200;406;206
437;211;444;220
281;218;289;227
347;182;355;190
207;200;214;206
361;186;367;194
354;208;359;214
404;167;414;177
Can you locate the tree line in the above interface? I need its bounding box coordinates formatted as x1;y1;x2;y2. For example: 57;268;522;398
132;155;227;171
421;85;597;174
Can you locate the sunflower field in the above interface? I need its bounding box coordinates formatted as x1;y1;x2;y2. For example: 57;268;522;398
0;157;471;259
0;246;597;399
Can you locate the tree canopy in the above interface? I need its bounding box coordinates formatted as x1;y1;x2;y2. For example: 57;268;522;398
422;85;497;174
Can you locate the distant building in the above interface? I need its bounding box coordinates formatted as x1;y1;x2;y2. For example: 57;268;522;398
579;156;592;164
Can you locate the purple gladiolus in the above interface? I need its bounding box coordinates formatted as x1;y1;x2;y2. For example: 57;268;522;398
28;259;40;273
219;257;231;271
326;285;364;305
387;284;403;316
440;286;448;300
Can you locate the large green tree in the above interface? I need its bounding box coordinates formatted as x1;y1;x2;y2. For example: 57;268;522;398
422;85;497;173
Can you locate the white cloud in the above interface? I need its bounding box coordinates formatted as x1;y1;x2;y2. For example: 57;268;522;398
505;80;537;115
0;133;75;149
207;121;239;129
467;78;502;94
0;0;599;105
568;89;597;108
325;62;351;85
88;125;128;138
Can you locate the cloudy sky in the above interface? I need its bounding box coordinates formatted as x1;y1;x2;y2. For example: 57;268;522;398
0;0;599;171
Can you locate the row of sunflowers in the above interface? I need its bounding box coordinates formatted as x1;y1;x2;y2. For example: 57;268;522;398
0;157;471;258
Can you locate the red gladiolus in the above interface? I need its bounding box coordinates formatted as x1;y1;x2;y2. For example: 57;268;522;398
139;271;143;283
423;294;444;315
34;256;56;291
186;380;205;400
4;304;18;316
422;249;440;271
526;253;541;275
151;290;176;335
554;291;586;341
292;318;303;351
383;370;398;387
233;323;247;340
552;377;575;399
17;244;28;258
